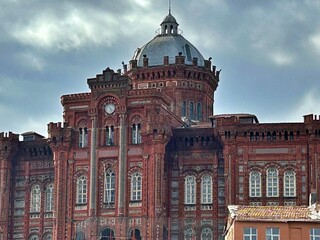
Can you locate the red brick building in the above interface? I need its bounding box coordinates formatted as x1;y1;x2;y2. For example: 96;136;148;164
0;11;320;240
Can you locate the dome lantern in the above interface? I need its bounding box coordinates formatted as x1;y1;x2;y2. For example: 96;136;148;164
160;13;179;35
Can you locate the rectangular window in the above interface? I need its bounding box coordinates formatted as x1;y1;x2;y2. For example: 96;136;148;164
243;227;257;240
105;171;115;204
131;172;142;201
267;168;279;197
310;228;320;240
132;124;141;144
249;171;261;197
284;171;296;197
201;175;212;204
106;126;114;146
79;127;88;148
266;227;279;240
185;176;196;204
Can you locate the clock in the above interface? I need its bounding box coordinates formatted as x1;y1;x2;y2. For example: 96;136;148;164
104;103;115;114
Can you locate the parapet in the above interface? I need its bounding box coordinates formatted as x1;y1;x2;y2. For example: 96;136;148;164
304;114;320;123
0;132;19;140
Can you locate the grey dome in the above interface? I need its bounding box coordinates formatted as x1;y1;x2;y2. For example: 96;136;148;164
132;12;205;67
133;35;205;67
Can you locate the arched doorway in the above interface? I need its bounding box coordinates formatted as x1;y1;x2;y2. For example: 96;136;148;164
100;228;115;240
129;229;141;240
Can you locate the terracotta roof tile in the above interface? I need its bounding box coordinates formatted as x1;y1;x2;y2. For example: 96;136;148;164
233;205;315;221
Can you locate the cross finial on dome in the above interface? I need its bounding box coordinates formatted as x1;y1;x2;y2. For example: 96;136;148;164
169;0;171;14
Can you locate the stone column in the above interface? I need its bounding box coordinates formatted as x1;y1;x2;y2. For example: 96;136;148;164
89;116;98;216
118;114;127;215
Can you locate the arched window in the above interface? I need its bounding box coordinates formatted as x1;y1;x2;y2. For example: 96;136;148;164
130;229;142;240
101;228;115;240
201;175;212;204
197;102;202;121
267;131;271;141
189;102;194;119
105;169;115;204
43;233;53;240
284;131;289;140
45;183;54;212
29;234;39;240
131;172;142;201
267;168;279;197
250;132;254;141
255;132;259;141
182;101;187;117
284;170;296;197
79;127;88;148
185;175;196;204
272;131;277;140
289;131;294;141
249;171;261;197
132;124;141;144
201;228;213;240
184;228;195;240
30;184;41;212
76;176;87;204
106;125;115;146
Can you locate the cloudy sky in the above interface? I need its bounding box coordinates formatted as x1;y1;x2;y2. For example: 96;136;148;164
1;0;320;137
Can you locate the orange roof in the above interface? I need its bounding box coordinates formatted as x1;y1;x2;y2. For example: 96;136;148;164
229;205;320;222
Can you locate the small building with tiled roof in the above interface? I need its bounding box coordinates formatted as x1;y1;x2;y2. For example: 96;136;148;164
224;204;320;240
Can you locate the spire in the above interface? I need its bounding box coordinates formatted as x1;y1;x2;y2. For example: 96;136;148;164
160;3;179;35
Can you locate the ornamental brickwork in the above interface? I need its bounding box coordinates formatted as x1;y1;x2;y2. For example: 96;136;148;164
1;11;320;240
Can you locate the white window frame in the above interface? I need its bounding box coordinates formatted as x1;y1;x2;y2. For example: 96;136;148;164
45;183;54;212
43;233;53;240
201;175;212;204
284;170;296;197
310;228;320;240
29;235;39;240
132;124;142;144
201;228;213;240
249;171;261;197
76;175;87;204
131;172;142;201
79;127;88;148
106;125;115;146
184;228;195;240
30;184;41;213
185;175;196;204
267;168;279;197
266;227;280;240
104;169;115;204
243;227;257;240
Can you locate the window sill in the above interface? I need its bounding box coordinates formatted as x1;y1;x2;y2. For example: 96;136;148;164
103;203;115;208
129;201;142;207
184;205;196;211
75;204;87;210
201;205;212;210
30;213;40;218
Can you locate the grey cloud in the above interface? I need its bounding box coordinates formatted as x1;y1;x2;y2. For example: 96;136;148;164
1;0;320;136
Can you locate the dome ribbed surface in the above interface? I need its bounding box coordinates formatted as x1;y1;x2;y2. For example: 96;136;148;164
133;34;205;67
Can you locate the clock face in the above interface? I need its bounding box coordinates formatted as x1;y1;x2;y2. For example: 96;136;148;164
105;103;115;114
